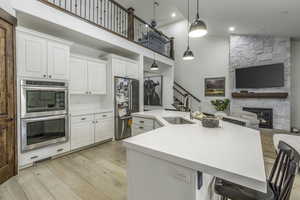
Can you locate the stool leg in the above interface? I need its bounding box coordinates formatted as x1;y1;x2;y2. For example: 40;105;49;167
221;196;228;200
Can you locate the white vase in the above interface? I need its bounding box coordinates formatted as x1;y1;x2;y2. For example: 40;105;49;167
215;111;227;118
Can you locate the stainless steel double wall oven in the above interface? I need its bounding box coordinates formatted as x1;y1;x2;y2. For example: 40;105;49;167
20;80;69;152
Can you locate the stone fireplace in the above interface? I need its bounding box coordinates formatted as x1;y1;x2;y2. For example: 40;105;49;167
229;35;291;131
243;107;273;129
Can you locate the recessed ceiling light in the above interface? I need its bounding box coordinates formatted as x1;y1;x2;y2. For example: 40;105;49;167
145;24;149;28
171;13;176;18
229;26;235;32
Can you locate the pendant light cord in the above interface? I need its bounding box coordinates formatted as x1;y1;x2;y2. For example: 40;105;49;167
197;0;200;18
187;0;190;47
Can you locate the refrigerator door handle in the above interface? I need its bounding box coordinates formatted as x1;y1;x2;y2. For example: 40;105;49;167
130;81;133;111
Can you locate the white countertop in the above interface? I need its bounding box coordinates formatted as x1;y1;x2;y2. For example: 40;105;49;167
124;110;267;193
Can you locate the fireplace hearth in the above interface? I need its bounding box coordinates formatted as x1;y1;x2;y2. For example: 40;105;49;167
243;107;273;129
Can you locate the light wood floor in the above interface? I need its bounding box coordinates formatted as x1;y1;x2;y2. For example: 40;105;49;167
0;137;300;200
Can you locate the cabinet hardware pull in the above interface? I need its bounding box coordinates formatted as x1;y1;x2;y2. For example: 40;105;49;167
6;117;15;122
30;156;38;160
81;118;86;120
86;91;89;94
139;127;144;129
43;75;47;78
57;148;64;152
49;75;52;78
140;121;144;123
102;115;107;117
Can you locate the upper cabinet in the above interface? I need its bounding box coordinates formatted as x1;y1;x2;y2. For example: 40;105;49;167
88;61;107;95
126;62;139;79
70;57;88;94
17;27;72;80
70;55;107;95
111;56;139;79
47;41;70;80
17;33;48;78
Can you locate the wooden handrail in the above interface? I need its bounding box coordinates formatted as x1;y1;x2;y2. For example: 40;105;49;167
174;82;201;103
173;87;185;97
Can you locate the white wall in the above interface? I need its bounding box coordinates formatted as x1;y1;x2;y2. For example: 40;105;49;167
0;0;15;16
291;41;300;129
160;20;230;112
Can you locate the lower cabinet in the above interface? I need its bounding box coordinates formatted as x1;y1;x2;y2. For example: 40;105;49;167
132;117;163;136
20;142;70;167
71;117;94;150
71;112;114;151
95;118;114;143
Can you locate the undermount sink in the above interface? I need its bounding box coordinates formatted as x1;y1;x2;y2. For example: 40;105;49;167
163;117;194;125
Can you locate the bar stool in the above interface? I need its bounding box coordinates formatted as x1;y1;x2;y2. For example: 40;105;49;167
214;141;300;200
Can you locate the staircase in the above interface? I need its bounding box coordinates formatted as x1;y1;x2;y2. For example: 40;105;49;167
172;82;201;111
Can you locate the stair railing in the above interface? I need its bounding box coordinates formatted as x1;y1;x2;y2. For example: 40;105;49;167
38;0;174;59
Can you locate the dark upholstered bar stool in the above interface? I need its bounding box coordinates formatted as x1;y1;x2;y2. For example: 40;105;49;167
215;141;300;200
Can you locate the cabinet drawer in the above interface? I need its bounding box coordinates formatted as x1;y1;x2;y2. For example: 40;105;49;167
95;112;113;120
72;115;94;123
19;142;70;167
132;124;153;136
133;117;154;127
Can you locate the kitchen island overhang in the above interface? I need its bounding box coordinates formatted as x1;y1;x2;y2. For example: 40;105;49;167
123;110;267;200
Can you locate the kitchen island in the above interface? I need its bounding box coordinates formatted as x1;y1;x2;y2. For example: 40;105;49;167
123;110;267;200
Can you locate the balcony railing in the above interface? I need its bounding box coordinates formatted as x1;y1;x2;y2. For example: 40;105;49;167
39;0;174;59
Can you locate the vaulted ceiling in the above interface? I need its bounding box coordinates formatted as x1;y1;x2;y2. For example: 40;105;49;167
116;0;300;38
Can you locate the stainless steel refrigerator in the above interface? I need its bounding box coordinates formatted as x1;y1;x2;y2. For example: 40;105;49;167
114;77;139;140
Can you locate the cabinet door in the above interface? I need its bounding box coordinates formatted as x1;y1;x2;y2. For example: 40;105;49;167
126;62;139;79
17;33;47;78
70;57;88;94
71;121;94;150
88;61;107;95
113;59;126;77
48;41;70;80
95;118;114;143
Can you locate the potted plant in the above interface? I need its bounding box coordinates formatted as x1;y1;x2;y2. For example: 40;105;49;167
211;99;230;117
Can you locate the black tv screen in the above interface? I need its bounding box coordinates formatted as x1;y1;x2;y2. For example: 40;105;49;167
235;63;284;88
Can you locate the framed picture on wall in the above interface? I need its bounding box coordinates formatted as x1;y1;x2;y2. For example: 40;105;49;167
205;77;225;97
144;75;163;106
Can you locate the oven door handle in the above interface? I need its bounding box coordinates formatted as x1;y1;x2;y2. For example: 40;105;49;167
22;86;67;91
22;115;67;122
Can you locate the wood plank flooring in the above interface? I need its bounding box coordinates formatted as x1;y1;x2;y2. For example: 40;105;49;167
0;135;299;200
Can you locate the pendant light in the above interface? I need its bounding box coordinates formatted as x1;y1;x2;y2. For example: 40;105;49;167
183;0;195;60
189;0;207;38
150;59;159;71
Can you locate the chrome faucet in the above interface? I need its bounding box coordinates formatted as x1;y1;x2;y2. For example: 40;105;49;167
190;110;194;120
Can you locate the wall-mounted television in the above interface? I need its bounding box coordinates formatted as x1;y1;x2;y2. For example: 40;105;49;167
235;63;284;89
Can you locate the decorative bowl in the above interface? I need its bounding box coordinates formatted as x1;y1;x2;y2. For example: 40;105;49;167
202;117;219;128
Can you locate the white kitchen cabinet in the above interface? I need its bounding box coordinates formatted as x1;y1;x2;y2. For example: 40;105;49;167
113;59;126;77
47;41;70;80
126;62;139;79
71;116;95;150
132;117;163;136
71;112;114;150
70;57;88;94
20;142;70;167
95;118;114;143
17;27;71;80
88;61;107;95
111;56;139;79
17;33;48;78
70;55;107;95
